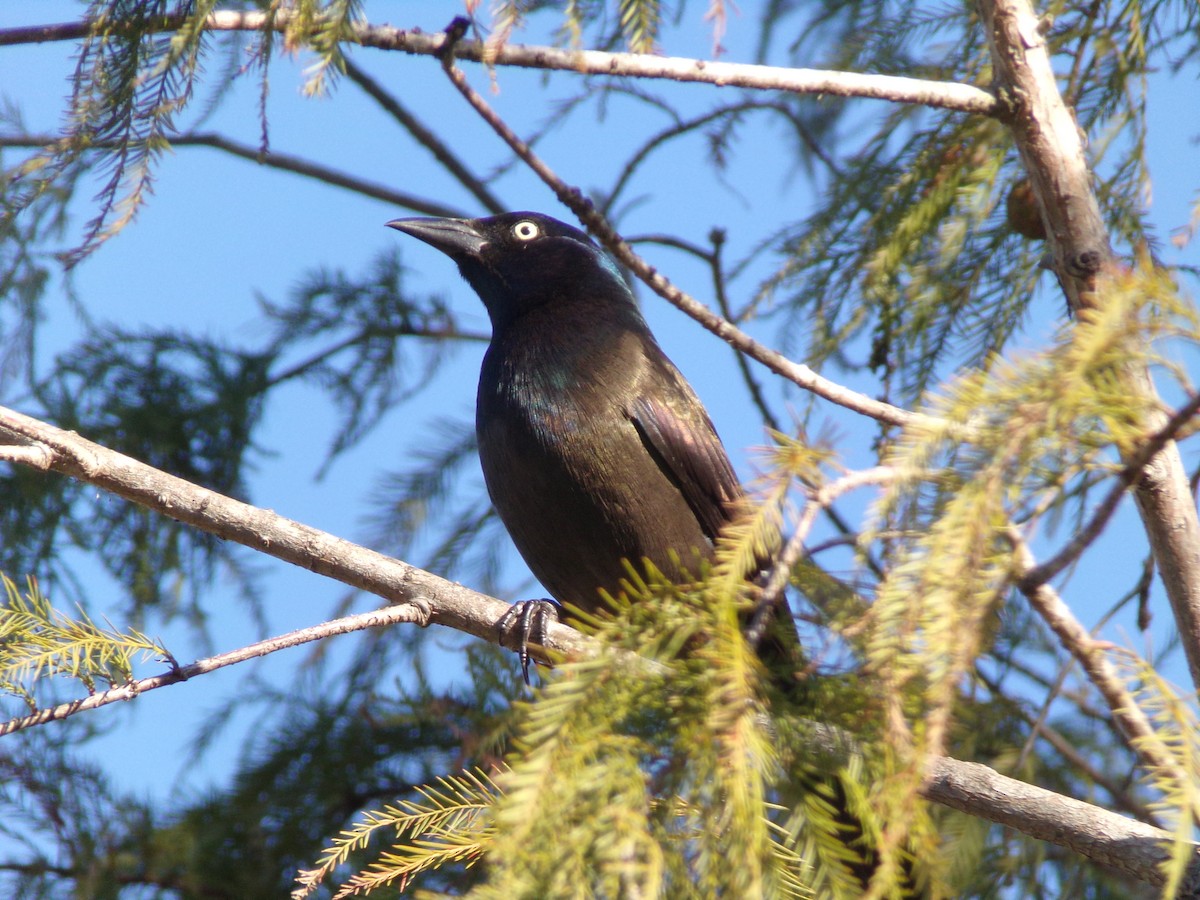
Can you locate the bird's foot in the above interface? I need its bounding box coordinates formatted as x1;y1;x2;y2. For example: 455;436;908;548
496;599;561;685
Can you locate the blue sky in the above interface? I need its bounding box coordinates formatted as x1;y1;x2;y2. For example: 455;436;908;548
2;0;1197;825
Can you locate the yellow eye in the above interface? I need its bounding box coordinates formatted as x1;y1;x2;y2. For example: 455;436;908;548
512;220;540;242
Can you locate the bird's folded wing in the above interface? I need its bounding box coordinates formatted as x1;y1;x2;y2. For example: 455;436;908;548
627;390;742;543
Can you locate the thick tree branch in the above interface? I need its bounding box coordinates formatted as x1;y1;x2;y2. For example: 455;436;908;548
978;1;1110;314
791;714;1200;889
922;756;1198;891
0;405;588;664
1125;413;1200;687
0;14;999;116
993;680;1161;824
981;0;1200;688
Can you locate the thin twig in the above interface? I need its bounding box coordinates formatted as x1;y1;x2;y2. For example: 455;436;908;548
341;58;506;215
600;100;838;218
0;132;466;218
706;228;783;434
1017;389;1200;591
1008;528;1188;784
166;132;466;218
748;466;899;646
0;604;429;737
262;323;488;392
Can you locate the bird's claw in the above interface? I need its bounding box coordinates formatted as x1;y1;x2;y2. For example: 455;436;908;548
496;599;561;685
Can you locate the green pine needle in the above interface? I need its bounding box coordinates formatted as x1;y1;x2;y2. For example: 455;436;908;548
0;572;168;695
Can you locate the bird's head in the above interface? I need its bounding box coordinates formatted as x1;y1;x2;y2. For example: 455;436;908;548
387;212;631;330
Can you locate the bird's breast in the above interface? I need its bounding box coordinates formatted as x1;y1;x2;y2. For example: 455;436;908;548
474;317;716;611
481;323;639;440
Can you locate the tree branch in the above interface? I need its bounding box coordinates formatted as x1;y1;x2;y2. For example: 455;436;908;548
922;756;1198;890
0;405;589;663
750;466;899;644
0;603;429;737
0;14;949;431
0;132;466;219
0;14;999;116
1009;529;1188;786
977;670;1160;825
341;57;506;216
1017;390;1200;591
981;0;1200;689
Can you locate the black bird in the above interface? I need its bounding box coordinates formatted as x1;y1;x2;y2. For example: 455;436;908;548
387;212;745;623
388;212;908;893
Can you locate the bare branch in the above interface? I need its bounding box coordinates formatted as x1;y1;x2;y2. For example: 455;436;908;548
600;100;839;219
975;667;1159;825
341;58;506;216
0;603;429;737
0;14;999;116
1009;529;1187;784
749;466;899;644
0;405;589;663
792;714;1200;889
922;756;1198;890
0;444;52;468
1018;390;1200;591
978;0;1110;313
0;132;466;219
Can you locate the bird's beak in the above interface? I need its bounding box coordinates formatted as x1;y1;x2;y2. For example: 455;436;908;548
386;217;488;260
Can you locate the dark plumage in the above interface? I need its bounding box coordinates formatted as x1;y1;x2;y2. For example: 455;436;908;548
388;212;909;893
386;211;743;617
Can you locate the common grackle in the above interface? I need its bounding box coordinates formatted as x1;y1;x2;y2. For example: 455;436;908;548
387;212;746;620
388;212;914;894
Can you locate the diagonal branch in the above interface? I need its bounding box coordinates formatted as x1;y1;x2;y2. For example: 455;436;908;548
1017;390;1200;592
1009;529;1189;786
435;44;924;431
0;404;589;663
341;58;506;216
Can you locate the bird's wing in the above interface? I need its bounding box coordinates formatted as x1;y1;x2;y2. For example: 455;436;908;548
627;368;742;542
